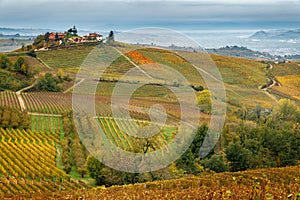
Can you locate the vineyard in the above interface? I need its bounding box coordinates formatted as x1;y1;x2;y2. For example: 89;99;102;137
24;45;282;112
137;48;205;86
0;128;89;196
21;92;73;114
1;41;300;199
12;164;300;199
0;92;21;110
210;54;266;87
97;116;176;152
30;115;63;132
103;54;136;79
272;75;300;101
36;45;96;70
122;48;278;109
21;92;118;116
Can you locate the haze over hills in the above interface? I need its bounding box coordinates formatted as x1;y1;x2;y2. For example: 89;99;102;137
0;27;53;37
250;29;300;40
1;27;300;58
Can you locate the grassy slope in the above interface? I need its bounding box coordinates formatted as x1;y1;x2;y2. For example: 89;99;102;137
35;45;283;113
0;68;31;92
0;54;50;91
4;45;294;116
36;45;96;70
132;49;276;109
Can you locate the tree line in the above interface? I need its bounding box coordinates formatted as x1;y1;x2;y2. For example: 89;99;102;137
0;107;30;129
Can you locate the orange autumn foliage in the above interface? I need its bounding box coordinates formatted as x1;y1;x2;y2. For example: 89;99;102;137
126;50;161;69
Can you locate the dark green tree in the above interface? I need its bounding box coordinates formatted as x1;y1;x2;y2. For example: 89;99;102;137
61;136;72;174
86;155;105;186
67;26;78;36
0;54;12;70
226;141;251;172
44;32;50;42
108;30;114;41
21;111;31;129
55;33;59;41
14;57;29;75
200;153;230;173
10;110;20;128
35;73;63;92
175;125;208;174
1;108;11;128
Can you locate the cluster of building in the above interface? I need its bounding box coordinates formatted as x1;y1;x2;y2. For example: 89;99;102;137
47;32;103;44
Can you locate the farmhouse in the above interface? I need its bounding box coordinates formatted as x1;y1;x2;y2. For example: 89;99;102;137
48;32;66;40
82;33;103;42
89;33;103;41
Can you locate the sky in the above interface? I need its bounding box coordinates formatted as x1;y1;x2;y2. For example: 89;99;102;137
0;0;299;32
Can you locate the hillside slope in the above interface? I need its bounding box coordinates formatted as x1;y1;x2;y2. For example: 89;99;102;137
10;164;300;199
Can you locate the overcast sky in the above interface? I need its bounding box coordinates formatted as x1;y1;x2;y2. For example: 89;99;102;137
0;0;299;31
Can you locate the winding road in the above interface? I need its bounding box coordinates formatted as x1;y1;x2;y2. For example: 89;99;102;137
261;63;281;103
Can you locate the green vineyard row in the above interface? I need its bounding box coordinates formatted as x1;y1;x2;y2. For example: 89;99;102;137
97;116;176;152
30;115;63;133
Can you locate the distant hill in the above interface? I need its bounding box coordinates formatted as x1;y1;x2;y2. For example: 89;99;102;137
0;33;21;38
250;29;300;40
206;45;300;61
0;27;54;37
206;46;276;60
166;44;284;61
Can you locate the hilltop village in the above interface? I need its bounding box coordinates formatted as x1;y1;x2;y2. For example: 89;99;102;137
21;26;113;51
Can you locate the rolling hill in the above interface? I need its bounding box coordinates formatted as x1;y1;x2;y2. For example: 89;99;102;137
0;41;300;199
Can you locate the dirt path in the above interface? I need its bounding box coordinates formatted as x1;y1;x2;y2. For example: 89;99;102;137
28;112;62;117
269;64;274;69
261;78;279;103
63;78;85;93
16;92;26;112
36;56;52;69
262;79;278;103
16;78;39;111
